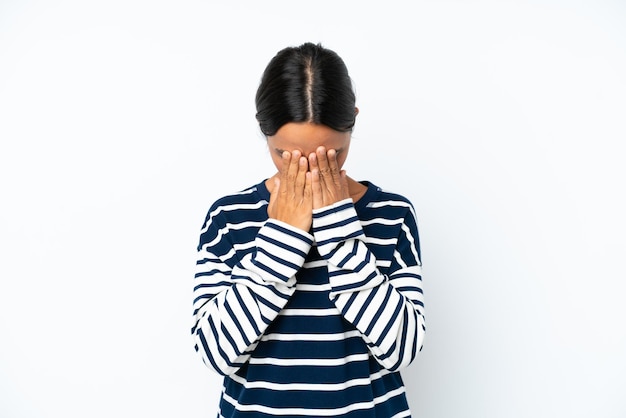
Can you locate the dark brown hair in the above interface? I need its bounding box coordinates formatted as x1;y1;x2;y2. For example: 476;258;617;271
255;42;356;136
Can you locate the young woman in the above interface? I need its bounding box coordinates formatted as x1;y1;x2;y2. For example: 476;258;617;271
192;42;425;418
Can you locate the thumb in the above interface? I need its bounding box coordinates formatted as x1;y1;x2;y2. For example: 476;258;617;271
268;177;280;215
339;170;350;200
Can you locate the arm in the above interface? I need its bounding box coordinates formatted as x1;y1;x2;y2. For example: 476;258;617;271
191;211;313;376
192;150;314;376
313;199;425;371
308;146;424;371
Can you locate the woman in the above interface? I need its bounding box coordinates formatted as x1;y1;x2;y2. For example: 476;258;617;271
192;42;425;418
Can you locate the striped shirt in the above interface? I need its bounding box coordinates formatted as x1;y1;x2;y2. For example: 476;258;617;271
192;180;425;418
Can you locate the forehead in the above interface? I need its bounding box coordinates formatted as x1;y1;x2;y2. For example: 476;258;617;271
268;122;350;152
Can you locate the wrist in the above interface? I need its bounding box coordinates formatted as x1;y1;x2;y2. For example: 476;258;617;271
312;199;363;257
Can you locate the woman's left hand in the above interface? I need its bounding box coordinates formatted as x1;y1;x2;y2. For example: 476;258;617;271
309;146;350;209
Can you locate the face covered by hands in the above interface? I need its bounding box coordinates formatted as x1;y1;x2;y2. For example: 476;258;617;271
267;146;350;233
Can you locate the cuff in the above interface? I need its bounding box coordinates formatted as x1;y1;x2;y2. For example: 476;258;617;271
312;198;364;258
252;219;314;284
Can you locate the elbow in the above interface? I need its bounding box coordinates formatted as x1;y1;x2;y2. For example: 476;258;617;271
192;327;243;377
380;345;416;372
376;312;426;372
372;340;415;372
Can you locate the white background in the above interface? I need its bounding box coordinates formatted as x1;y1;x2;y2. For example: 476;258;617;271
1;1;625;417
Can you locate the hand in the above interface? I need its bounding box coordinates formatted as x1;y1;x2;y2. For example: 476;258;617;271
309;146;350;209
267;150;313;232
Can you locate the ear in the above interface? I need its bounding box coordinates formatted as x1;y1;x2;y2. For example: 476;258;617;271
355;107;359;116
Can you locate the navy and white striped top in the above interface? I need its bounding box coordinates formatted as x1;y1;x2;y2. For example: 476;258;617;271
192;180;425;418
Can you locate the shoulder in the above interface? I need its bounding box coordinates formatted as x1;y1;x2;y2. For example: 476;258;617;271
201;181;269;226
358;182;417;219
356;183;421;259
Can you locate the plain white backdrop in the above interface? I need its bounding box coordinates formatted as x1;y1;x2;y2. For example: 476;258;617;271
1;1;625;417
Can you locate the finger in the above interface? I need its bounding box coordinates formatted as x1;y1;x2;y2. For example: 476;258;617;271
311;168;323;209
327;148;342;186
268;177;280;216
286;150;302;193
295;155;308;198
279;151;291;195
316;146;331;187
308;151;318;173
304;171;312;206
339;170;350;199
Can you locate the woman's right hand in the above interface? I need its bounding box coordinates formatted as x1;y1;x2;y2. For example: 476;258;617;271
267;150;313;232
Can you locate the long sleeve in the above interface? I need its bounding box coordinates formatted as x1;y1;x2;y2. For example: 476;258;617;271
312;198;425;371
191;206;314;376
